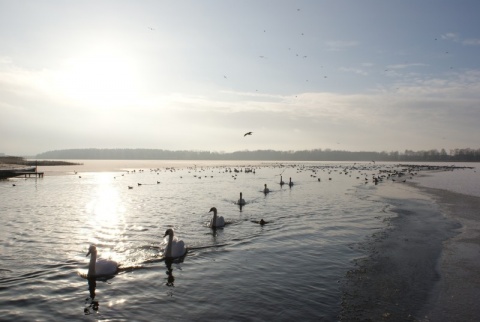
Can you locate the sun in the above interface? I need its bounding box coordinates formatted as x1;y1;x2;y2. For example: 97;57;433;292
57;45;141;108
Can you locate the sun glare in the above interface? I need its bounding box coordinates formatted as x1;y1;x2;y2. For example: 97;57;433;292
57;45;141;108
84;174;126;244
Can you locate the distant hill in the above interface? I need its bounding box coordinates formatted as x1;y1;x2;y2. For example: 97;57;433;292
35;148;480;162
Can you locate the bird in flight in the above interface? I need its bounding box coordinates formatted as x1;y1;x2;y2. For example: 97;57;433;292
244;132;253;137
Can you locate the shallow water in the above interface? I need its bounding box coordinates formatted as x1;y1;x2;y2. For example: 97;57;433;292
0;161;477;321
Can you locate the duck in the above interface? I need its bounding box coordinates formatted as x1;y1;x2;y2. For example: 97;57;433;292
237;192;246;206
263;184;270;194
163;228;187;259
252;219;268;225
86;245;119;278
209;207;225;228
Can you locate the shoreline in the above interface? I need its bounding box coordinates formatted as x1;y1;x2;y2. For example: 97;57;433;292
341;180;480;321
413;184;480;321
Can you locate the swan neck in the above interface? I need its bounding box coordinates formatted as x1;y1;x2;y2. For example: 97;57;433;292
166;233;173;257
88;252;96;277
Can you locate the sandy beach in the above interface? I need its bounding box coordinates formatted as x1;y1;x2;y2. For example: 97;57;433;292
341;181;480;321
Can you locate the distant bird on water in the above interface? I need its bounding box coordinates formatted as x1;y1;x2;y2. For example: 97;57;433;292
244;132;253;137
263;184;270;194
209;207;225;228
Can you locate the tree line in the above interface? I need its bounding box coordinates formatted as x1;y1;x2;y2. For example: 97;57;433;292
33;148;480;162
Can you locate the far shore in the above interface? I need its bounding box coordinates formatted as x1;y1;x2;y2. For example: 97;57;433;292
0;156;82;168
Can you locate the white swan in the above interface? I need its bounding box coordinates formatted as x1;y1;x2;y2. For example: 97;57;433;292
263;184;270;194
163;228;187;259
209;207;225;228
86;245;119;277
237;192;246;206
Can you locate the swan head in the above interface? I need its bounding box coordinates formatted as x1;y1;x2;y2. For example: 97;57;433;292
164;228;174;238
86;245;97;257
209;207;217;214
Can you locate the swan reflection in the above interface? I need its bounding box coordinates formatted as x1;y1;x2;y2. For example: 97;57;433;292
84;277;99;315
165;259;175;287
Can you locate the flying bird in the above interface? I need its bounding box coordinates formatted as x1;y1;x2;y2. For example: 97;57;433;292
244;132;253;137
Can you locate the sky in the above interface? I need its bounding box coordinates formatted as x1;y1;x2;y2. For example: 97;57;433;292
1;0;480;156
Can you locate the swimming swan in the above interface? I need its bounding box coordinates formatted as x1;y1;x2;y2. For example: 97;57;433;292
237;192;246;206
263;184;270;194
209;207;225;228
163;228;187;259
86;245;119;278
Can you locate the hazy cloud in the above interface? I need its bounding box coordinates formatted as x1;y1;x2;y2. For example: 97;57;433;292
325;40;359;51
462;38;480;46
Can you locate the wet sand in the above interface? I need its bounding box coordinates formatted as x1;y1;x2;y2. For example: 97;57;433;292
341;182;480;321
416;185;480;321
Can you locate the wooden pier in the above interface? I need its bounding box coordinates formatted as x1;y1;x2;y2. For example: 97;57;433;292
15;171;44;178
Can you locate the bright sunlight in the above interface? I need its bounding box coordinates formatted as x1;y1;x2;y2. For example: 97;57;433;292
56;44;141;108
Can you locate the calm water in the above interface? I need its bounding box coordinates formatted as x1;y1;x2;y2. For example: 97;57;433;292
0;161;478;321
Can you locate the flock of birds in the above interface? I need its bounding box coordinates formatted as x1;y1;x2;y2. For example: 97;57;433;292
83;159;432;279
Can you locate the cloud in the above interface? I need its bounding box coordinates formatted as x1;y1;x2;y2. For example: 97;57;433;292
462;38;480;46
441;33;480;46
339;67;369;76
2;53;480;155
441;32;459;41
325;40;359;51
387;63;427;69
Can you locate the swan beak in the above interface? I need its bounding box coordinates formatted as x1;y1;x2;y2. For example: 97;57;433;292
86;250;91;257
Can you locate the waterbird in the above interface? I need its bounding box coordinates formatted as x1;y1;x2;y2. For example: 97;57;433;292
263;184;270;194
237;192;246;206
252;219;268;225
209;207;225;228
244;131;253;137
86;245;119;278
163;228;187;259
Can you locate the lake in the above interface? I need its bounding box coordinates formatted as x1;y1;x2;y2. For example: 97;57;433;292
0;160;478;321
